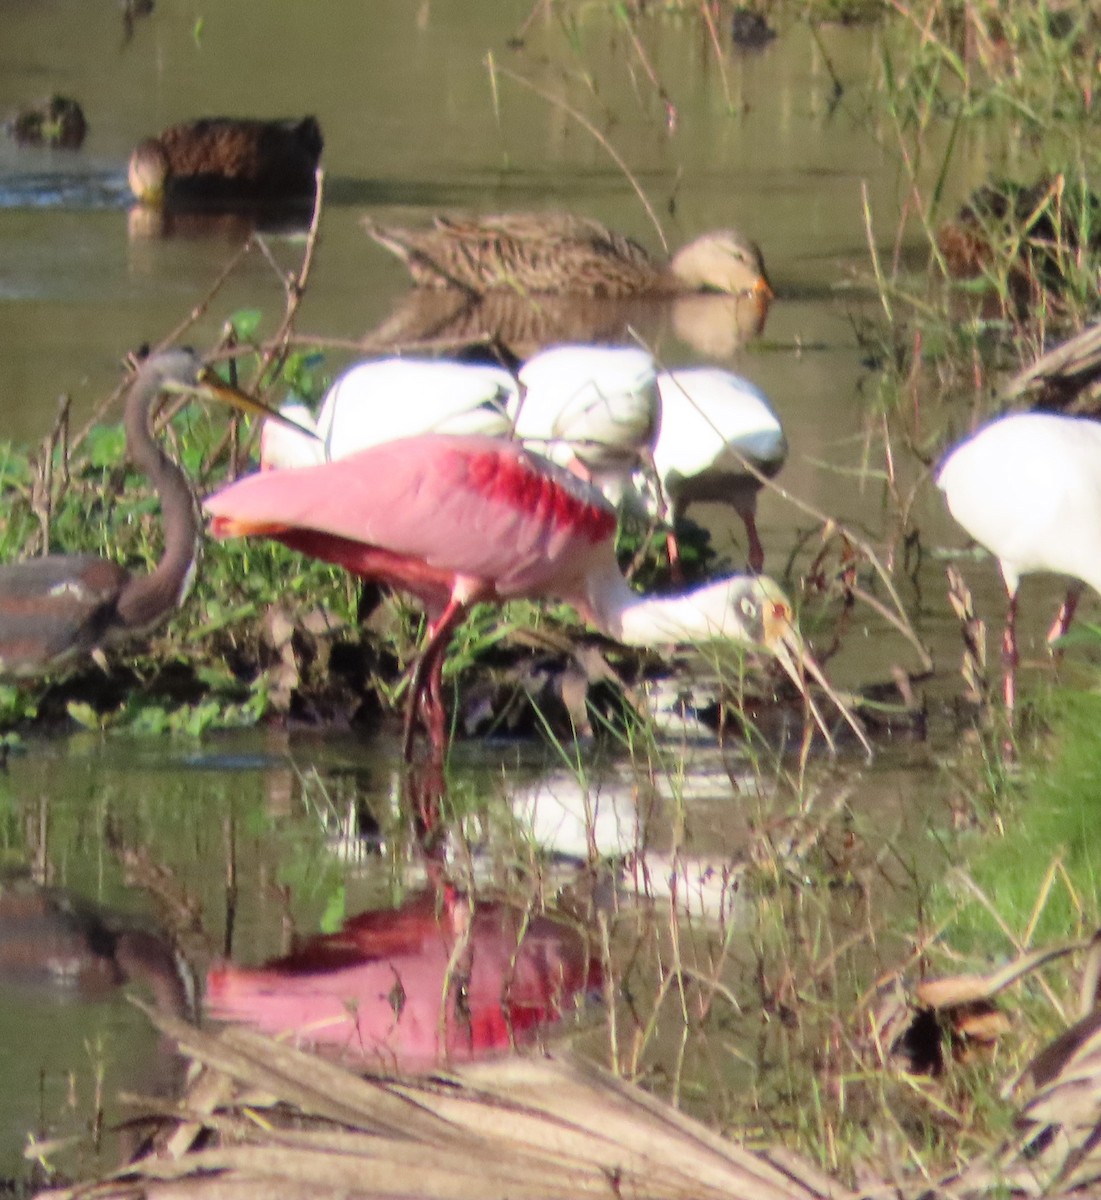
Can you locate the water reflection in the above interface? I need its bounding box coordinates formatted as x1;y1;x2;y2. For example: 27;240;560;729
363;286;769;361
206;886;602;1069
505;767;751;926
0;872;193;1174
126;204;313;242
0;872;192;1017
0;168;129;211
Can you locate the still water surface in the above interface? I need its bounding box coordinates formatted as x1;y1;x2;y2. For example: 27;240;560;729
0;0;1084;1184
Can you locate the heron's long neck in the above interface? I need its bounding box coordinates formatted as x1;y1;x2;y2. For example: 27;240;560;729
584;564;718;646
115;383;198;629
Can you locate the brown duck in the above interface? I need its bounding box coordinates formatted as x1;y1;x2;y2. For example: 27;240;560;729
128;116;323;206
936;173;1100;313
363;211;773;303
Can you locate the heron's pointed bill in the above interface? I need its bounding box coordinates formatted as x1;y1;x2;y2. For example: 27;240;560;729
166;371;322;441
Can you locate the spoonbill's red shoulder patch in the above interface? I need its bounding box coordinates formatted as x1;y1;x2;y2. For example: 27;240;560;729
459;445;615;544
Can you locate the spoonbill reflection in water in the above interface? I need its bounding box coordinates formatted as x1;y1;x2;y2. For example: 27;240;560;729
206;888;601;1068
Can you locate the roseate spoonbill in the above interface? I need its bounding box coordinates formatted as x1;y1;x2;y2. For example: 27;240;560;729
206;433;866;758
206;889;600;1068
363;211;774;306
649;368;787;573
937;411;1101;711
0;349;306;677
128;117;323;206
258;346;659;498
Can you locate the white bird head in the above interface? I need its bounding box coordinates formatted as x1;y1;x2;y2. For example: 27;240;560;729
516;345;660;475
618;573;867;756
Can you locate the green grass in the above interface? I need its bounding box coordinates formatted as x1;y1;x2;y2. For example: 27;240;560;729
943;689;1101;953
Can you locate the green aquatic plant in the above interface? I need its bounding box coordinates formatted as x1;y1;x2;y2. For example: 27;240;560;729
943;684;1101;953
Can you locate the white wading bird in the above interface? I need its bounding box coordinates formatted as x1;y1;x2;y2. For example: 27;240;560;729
260;346;660;499
937;411;1101;711
511;344;659;495
259;358;518;469
649;367;787;573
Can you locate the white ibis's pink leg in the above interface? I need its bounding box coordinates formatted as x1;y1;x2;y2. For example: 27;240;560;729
1002;590;1020;714
668;513;763;579
1046;582;1084;650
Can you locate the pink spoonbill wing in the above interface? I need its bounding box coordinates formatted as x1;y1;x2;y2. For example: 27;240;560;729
205;434;617;603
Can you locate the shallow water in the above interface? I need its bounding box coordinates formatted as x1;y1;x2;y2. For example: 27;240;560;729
0;724;948;1176
0;0;1091;1185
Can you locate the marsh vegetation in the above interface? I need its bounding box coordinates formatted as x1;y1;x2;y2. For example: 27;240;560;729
3;0;1101;1195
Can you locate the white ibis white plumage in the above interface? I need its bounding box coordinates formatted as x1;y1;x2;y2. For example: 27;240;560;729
937;411;1101;710
649;367;787;573
512;345;659;495
259;346;661;502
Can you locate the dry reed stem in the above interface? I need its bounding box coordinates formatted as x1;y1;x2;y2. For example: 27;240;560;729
488;63;668;253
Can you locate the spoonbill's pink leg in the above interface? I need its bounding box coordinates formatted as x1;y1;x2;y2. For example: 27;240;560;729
402;597;470;762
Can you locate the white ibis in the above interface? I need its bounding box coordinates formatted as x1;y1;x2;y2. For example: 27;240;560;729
649;368;787;573
512;344;659;496
259;346;660;501
937;410;1101;711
